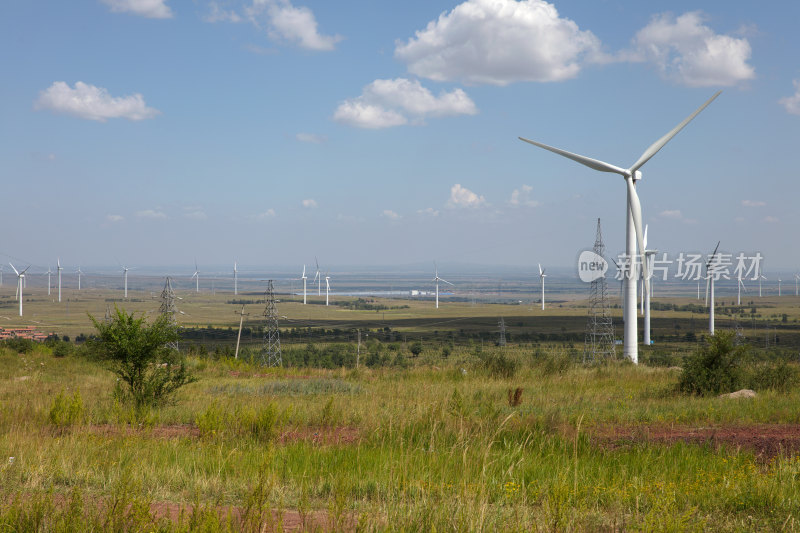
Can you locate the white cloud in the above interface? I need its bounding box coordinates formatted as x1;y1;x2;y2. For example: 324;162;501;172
34;82;160;122
417;207;440;217
184;210;207;220
302;198;317;208
254;209;276;219
107;214;124;222
764;216;779;224
334;78;477;129
204;2;241;22
101;0;173;19
382;210;402;220
741;200;766;207
779;80;800;115
659;209;683;219
446;184;485;208
628;11;754;87
509;184;539;207
395;0;603;86
296;132;327;143
136;209;167;219
247;0;341;51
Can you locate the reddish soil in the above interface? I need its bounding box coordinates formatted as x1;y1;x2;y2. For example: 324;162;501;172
277;426;362;446
228;371;313;379
588;423;800;459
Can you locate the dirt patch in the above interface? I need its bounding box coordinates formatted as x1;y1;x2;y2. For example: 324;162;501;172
278;426;362;446
589;424;800;459
228;371;313;379
85;424;200;439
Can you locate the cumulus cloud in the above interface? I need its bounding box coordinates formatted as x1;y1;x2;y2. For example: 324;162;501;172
334;78;477;129
247;0;341;51
742;200;766;207
101;0;173;18
204;2;241;22
302;198;317;208
659;209;683;219
296;132;327;143
107;214;124;223
417;207;440;217
136;209;166;219
394;0;603;86
34;82;160;122
446;184;485;208
509;184;539;207
627;11;755;87
382;210;402;220
779;80;800;115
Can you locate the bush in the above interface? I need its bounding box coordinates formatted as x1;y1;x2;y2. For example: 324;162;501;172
52;341;74;358
480;351;519;379
90;306;196;408
49;390;84;427
196;403;224;437
746;361;798;392
242;404;278;441
4;337;36;354
409;342;423;357
678;332;747;396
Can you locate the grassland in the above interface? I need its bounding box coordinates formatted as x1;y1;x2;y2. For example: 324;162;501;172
2;286;800;530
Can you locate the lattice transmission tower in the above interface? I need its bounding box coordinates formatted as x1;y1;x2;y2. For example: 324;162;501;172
583;218;616;363
498;317;507;346
261;280;282;367
160;276;180;352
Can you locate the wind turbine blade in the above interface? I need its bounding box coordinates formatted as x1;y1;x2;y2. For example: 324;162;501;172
706;241;721;267
440;278;454;286
705;275;710;306
629;91;721;173
538;263;543;276
518;137;628;175
9;263;19;276
626;178;649;284
21;266;30;275
643;224;648;250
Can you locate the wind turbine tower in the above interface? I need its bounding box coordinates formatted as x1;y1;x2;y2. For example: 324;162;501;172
57;258;63;303
642;225;658;346
10;263;29;317
432;262;453;309
191;261;200;293
325;272;331;306
314;257;321;296
705;242;720;335
538;264;547;311
301;265;307;304
122;266;131;298
519;91;720;364
76;267;83;290
46;266;53;296
233;261;238;295
737;272;746;306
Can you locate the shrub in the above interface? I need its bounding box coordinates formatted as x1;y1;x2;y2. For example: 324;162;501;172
52;341;74;358
480;351;519;379
409;342;423;357
196;403;224;437
4;337;36;354
49;390;84;427
746;361;798;392
242;404;278;441
678;331;747;396
90;306;196;408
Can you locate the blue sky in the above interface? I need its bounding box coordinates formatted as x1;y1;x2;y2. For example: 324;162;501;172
1;0;799;275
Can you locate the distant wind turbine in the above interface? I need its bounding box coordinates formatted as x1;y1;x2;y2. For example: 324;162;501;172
325;272;331;306
758;266;766;297
10;263;30;317
737;272;746;306
538;264;547;311
313;257;322;296
46;266;53;296
642;225;658;346
795;273;799;297
704;241;721;335
778;278;782;297
57;258;63;303
122;266;133;298
433;262;453;309
233;261;238;296
519;91;721;363
301;265;307;305
191;261;200;293
76;267;83;290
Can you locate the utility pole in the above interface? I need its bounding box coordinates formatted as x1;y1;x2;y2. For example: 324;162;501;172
498;317;507;347
234;304;249;359
357;329;361;369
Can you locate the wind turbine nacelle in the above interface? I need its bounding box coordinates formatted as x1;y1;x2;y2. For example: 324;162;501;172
633;170;642;182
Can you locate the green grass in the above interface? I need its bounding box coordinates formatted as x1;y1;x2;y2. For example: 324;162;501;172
2;343;800;530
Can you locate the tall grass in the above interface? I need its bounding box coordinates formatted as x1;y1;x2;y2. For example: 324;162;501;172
2;344;800;530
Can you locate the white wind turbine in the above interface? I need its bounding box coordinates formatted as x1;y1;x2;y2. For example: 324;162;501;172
301;265;308;304
758;266;766;297
0;265;3;287
704;241;721;336
313;257;322;296
433;262;453;309
57;258;63;303
10;263;30;317
45;266;53;296
233;261;238;295
122;265;133;298
778;278;782;297
737;272;747;306
795;273;799;296
538;264;547;311
519;91;721;363
325;272;331;306
191;261;200;293
642;225;658;346
76;267;83;290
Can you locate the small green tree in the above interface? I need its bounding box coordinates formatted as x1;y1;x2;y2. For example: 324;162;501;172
90;307;196;408
678;331;747;396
